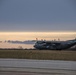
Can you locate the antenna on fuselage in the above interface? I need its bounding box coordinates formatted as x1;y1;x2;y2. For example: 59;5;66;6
36;38;38;41
58;38;60;41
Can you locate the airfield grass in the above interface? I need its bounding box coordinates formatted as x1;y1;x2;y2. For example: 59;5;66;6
0;50;76;61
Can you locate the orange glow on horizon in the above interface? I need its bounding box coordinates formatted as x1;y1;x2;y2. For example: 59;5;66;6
0;31;76;41
0;31;76;34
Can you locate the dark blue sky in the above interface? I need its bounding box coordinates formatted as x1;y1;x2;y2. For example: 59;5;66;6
0;0;76;32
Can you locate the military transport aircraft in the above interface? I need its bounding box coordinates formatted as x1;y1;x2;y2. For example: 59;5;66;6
34;39;76;50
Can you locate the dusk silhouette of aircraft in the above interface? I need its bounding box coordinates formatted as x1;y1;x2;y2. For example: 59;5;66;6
34;39;76;50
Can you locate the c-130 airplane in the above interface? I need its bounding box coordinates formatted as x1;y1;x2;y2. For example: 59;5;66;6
34;39;76;50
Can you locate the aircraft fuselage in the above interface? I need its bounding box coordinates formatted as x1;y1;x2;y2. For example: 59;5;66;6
34;39;76;50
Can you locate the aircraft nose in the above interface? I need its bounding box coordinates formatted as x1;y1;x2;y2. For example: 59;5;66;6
33;45;35;47
33;44;36;48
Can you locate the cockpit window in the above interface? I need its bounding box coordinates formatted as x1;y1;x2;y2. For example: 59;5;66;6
36;41;45;44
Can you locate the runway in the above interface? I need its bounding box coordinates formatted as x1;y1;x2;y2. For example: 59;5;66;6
0;59;76;75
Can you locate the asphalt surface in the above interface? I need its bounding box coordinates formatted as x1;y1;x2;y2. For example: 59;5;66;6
0;59;76;75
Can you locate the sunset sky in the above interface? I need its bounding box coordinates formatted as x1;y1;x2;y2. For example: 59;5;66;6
0;32;76;41
0;0;76;41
